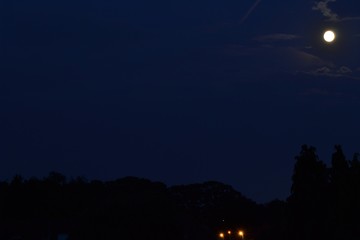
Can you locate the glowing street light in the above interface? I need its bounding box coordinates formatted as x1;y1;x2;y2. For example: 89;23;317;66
218;229;244;239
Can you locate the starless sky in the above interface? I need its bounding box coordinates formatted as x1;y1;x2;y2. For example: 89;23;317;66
1;0;360;202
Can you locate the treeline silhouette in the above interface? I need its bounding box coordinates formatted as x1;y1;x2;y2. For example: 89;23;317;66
0;175;261;240
287;145;360;240
0;145;359;240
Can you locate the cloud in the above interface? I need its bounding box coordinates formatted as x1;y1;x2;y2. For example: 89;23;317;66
337;66;352;74
255;34;300;42
220;44;330;76
312;0;360;22
240;0;261;24
312;0;339;21
340;17;360;22
292;50;330;68
303;66;360;79
312;66;335;76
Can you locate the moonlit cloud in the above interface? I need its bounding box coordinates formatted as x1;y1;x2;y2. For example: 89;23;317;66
310;66;334;76
312;0;339;21
337;66;352;74
221;43;329;76
303;66;360;79
313;0;360;22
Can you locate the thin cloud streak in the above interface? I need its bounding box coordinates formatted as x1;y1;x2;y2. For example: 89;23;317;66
255;34;300;42
337;16;360;22
301;66;360;80
240;0;261;24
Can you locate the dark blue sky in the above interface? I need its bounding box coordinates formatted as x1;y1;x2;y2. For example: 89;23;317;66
1;0;360;202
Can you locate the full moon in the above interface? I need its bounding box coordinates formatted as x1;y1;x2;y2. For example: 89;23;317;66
324;30;335;43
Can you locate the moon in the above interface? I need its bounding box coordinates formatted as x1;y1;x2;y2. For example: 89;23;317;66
323;30;335;43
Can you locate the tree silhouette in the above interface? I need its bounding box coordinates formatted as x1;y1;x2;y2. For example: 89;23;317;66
329;145;352;239
287;145;329;240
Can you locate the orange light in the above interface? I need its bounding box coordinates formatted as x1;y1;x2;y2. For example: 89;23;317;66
228;230;231;235
219;233;224;238
238;230;244;237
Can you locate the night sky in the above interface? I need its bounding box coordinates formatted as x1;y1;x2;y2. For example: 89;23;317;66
1;0;360;203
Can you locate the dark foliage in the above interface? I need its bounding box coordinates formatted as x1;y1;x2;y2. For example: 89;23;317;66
0;174;261;240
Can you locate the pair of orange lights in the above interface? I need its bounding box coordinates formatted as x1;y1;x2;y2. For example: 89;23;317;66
219;230;244;238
